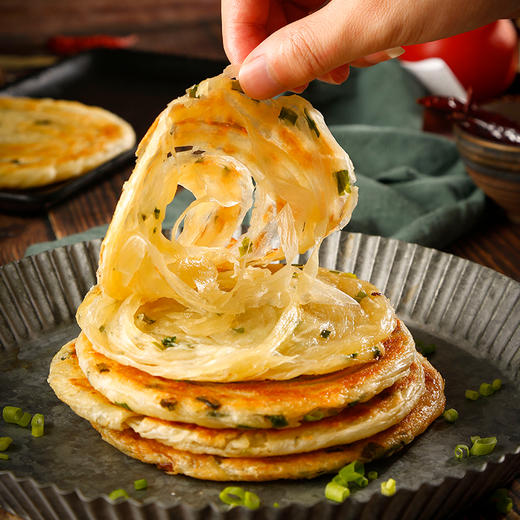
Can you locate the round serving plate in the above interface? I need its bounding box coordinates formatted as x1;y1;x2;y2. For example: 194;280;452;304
0;232;519;520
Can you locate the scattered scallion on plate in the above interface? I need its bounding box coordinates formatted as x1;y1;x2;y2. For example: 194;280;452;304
219;486;260;510
325;481;350;503
0;437;12;451
108;488;129;501
31;413;44;437
380;478;396;496
465;389;479;401
0;453;8;461
3;406;23;424
491;378;502;391
470;436;497;456
454;444;470;460
17;411;32;428
443;408;459;423
479;383;494;397
134;478;147;490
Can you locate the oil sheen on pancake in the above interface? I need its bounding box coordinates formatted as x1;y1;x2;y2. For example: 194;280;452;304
75;319;416;429
91;358;444;481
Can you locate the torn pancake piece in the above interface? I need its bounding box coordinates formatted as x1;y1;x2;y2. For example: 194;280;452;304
76;74;371;382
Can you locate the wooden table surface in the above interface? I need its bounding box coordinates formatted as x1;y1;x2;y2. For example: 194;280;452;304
0;2;519;519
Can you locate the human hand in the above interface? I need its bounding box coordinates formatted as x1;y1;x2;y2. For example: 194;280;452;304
222;0;520;99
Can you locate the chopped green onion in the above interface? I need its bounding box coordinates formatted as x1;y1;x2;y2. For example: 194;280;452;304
273;502;280;508
470;436;497;456
443;408;459;423
380;478;396;496
303;409;325;422
219;486;245;506
0;453;8;460
0;437;12;451
465;389;479;401
354;290;367;303
3;406;23;424
188;84;199;98
134;478;147;490
304;108;320;137
325;481;350;503
470;435;481;444
115;402;132;411
334;170;351;195
162;336;177;347
491;488;513;514
332;474;348;486
265;414;288;428
17;411;32;428
244;491;260;510
320;329;331;339
279;107;298;125
108;489;129;501
339;460;365;478
479;383;494;397
352;475;369;488
98;325;106;333
491;378;502;391
367;471;378;481
454;444;469;460
239;237;252;256
232;327;245;333
344;272;357;278
31;413;44;437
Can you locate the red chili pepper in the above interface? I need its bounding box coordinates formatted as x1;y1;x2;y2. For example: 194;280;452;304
47;34;137;56
418;95;520;147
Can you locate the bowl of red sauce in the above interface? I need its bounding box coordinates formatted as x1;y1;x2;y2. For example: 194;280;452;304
420;95;520;223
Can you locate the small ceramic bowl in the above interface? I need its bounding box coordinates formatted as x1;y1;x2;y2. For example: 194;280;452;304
454;125;520;223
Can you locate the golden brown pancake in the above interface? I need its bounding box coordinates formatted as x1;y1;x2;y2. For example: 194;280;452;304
0;96;135;188
91;357;444;481
49;337;425;457
75;320;415;429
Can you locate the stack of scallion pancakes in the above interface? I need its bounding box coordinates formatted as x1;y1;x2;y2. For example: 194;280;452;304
48;75;445;481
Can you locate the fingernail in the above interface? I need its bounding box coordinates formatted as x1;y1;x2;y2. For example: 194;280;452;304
239;54;282;99
385;47;405;59
329;64;350;84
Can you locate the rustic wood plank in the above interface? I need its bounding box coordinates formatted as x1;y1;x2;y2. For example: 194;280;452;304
445;205;520;282
0;213;54;264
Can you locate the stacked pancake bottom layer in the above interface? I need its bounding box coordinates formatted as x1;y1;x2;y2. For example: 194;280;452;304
48;320;445;481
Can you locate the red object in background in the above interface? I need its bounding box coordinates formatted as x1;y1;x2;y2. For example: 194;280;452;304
48;34;137;56
401;20;519;102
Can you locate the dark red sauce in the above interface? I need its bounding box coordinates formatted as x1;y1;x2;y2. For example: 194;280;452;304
418;95;520;147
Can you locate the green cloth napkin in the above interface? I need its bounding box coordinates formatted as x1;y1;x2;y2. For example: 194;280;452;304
26;60;484;257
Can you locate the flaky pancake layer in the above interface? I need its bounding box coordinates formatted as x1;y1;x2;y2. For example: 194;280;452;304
49;336;425;457
75;320;415;429
92;356;444;480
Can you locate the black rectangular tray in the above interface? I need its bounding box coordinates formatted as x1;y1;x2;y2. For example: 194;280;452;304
0;49;227;214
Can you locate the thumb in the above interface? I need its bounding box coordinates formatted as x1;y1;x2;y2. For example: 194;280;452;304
238;0;401;99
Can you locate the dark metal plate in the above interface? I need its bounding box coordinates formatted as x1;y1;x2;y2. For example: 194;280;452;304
0;232;519;519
